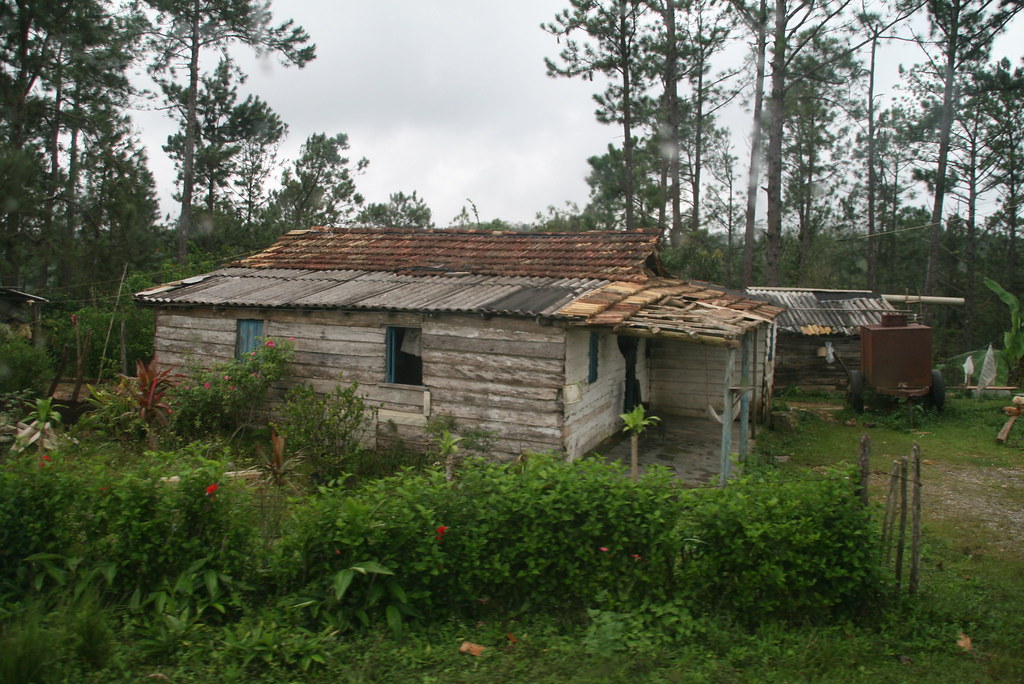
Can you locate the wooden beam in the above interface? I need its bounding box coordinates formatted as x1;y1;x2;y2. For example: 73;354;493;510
720;346;737;487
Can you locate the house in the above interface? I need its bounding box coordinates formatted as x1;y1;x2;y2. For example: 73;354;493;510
745;287;898;394
135;227;781;462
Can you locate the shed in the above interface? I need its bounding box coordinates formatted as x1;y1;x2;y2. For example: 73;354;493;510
0;287;48;344
745;287;898;394
136;228;781;465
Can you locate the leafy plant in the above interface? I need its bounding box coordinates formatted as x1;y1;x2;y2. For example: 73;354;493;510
620;404;660;481
0;327;52;397
271;380;375;483
9;397;65;460
984;278;1024;385
256;429;304;490
170;337;294;438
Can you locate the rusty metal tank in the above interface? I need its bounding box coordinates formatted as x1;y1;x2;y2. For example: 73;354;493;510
847;314;944;412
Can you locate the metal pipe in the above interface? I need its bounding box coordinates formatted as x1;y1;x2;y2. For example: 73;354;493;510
881;294;965;305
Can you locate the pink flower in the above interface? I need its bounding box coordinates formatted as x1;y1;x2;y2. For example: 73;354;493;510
203;382;211;390
224;375;230;380
631;554;642;560
184;385;190;390
265;339;275;348
599;547;609;553
288;337;295;341
229;386;235;390
250;351;256;357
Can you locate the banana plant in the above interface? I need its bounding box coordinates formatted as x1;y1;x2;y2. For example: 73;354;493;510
985;279;1024;385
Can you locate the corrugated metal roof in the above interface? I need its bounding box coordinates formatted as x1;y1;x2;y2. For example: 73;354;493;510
745;287;897;335
231;227;669;282
135;268;604;318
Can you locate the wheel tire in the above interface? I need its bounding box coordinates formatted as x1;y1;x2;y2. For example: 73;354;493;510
848;370;865;413
929;369;946;412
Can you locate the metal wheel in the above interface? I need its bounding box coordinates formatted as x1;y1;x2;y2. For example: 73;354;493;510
928;369;945;412
847;370;865;413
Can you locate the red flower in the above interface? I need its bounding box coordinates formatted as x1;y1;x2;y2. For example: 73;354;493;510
599;547;609;552
206;483;219;497
435;525;448;541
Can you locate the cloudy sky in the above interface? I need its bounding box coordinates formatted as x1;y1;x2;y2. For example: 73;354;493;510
135;0;614;226
132;2;1022;229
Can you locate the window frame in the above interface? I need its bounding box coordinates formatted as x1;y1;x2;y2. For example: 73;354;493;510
385;325;424;386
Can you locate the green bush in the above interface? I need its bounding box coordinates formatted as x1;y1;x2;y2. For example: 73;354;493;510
678;468;879;621
0;331;52;397
0;452;258;600
271;381;376;483
43;305;154;381
169;337;293;438
275;456;686;625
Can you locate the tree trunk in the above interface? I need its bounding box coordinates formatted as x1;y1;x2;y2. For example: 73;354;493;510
924;0;960;296
866;36;878;292
741;0;768;286
619;6;636;231
764;0;787;286
176;0;202;264
664;0;683;245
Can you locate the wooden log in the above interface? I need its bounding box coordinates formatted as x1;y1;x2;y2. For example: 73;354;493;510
996;416;1017;444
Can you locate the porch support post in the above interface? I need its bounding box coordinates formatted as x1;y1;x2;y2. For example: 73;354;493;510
739;331;752;461
719;345;737;487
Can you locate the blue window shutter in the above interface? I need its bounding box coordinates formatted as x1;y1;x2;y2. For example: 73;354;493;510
385;327;398;383
236;319;264;358
588;332;599;383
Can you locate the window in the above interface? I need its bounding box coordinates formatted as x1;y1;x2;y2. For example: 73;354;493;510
386;326;423;385
235;319;264;358
588;331;600;383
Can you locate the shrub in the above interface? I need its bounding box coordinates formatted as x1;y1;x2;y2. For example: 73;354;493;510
0;330;52;397
678;468;880;621
271;381;376;483
274;456;686;626
169;337;293;438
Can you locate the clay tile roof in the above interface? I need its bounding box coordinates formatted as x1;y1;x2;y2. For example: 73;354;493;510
233;227;669;283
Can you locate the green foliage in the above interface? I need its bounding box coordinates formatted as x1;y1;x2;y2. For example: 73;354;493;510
0;331;52;397
43;305;154;381
984;278;1024;384
679;468;879;621
620;404;660;435
271;380;375;483
169;337;293;438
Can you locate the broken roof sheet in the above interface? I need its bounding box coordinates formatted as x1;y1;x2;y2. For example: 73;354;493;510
232;227;669;282
745;287;898;336
561;280;783;347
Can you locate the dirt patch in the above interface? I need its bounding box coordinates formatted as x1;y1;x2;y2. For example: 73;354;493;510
913;463;1024;555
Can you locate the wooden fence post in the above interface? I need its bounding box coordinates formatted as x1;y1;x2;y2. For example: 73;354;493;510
883;459;900;567
858;434;871;506
909;443;922;594
895;455;909;589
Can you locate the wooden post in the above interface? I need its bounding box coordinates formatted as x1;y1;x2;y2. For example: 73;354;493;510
719;346;737;487
895;455;909;588
631;432;639;482
882;459;900;568
909;443;922;594
858;434;871;506
738;332;752;461
119;320;128;376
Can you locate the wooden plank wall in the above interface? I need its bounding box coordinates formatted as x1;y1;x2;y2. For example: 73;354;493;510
773;333;859;394
649;328;772;419
153;307;568;461
562;330;650;460
422;315;566;460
